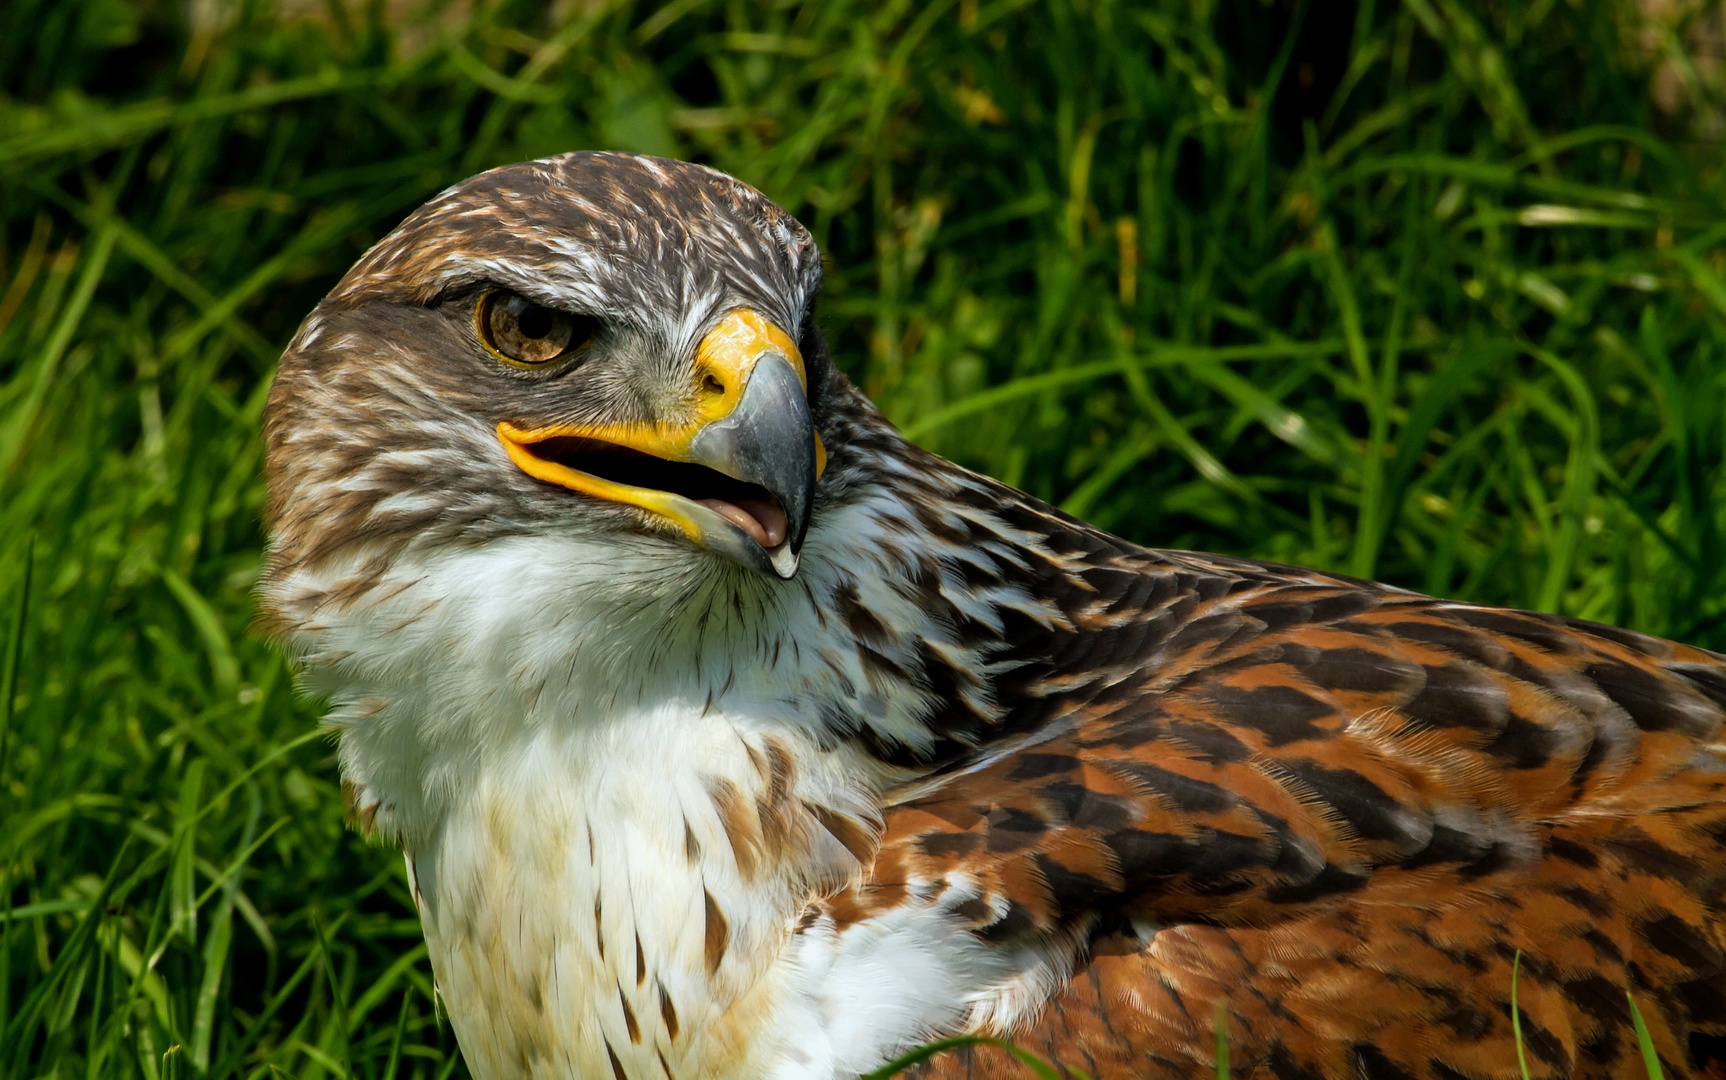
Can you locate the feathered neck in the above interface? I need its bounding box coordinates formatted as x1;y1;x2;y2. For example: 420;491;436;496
258;394;1127;1080
264;395;1084;842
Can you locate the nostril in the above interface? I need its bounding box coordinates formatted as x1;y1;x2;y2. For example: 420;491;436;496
703;374;725;395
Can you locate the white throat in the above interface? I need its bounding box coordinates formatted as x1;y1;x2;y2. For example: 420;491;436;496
271;503;1049;1080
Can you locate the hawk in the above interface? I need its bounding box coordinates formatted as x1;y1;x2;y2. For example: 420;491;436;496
261;153;1726;1080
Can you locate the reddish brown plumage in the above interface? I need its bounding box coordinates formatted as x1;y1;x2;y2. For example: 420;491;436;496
822;491;1726;1079
260;152;1726;1080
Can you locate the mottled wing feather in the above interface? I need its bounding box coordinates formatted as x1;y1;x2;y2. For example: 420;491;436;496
841;527;1726;1079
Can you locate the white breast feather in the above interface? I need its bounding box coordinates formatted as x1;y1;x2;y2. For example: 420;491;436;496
272;507;1064;1080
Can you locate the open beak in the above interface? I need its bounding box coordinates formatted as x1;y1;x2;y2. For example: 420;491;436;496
496;309;825;579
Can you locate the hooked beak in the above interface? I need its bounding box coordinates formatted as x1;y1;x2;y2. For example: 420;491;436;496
496;310;824;579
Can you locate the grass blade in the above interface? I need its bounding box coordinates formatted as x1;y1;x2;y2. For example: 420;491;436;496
1511;951;1530;1080
1627;993;1665;1080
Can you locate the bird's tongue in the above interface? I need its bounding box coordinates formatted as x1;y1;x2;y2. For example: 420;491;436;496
699;496;788;550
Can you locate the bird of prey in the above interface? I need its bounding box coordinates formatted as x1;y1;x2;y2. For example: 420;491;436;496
261;152;1726;1080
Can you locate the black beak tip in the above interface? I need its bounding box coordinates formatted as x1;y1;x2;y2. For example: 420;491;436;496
687;353;819;578
787;468;814;553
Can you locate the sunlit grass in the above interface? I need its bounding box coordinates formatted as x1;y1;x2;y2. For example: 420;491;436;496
3;0;1726;1076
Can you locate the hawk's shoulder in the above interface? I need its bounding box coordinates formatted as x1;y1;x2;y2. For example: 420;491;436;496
824;488;1726;1078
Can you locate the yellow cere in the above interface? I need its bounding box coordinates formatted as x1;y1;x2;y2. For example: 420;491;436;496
695;310;806;394
692;310;826;475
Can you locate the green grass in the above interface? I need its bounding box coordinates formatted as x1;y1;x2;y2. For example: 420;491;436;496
3;0;1726;1076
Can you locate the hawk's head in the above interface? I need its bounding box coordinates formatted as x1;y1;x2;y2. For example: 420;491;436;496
261;151;1044;839
264;152;845;593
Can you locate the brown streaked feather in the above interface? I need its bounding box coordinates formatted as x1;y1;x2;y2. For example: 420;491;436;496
259;151;1726;1080
823;489;1726;1079
702;889;729;976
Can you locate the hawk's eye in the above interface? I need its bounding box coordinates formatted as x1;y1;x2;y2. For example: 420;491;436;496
477;291;596;366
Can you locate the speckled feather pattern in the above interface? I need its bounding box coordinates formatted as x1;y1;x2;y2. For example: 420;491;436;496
261;153;1726;1080
833;490;1726;1079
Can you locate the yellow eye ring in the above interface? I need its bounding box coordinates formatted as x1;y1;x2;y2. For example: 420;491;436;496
475;291;597;368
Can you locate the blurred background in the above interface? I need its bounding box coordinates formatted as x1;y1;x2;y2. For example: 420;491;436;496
3;0;1726;1075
